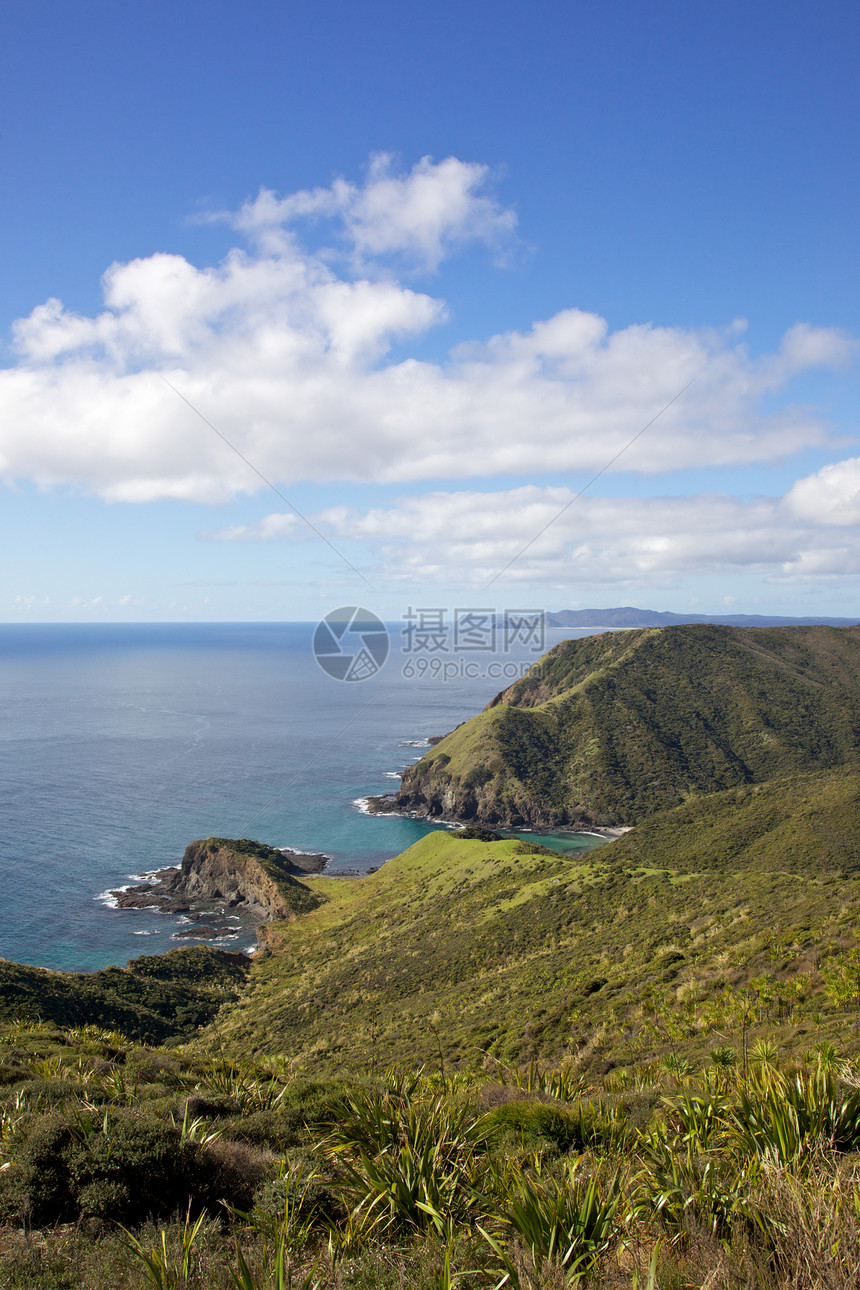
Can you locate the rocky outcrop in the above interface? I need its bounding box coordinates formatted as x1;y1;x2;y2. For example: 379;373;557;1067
112;838;325;925
368;778;579;830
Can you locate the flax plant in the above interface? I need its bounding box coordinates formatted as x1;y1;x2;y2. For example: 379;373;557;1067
195;1060;289;1112
227;1167;323;1290
726;1061;860;1165
122;1209;208;1289
322;1073;491;1243
479;1157;622;1288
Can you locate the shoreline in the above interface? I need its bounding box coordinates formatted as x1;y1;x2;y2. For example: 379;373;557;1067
99;763;633;952
360;792;632;839
107;845;330;947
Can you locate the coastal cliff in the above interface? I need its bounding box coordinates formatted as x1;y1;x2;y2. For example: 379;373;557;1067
377;624;860;828
113;837;324;925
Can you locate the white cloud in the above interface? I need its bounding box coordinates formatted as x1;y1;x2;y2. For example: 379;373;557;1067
202;512;302;541
229;153;518;270
785;457;860;526
312;487;799;585
0;156;856;505
239;481;860;587
777;547;860;579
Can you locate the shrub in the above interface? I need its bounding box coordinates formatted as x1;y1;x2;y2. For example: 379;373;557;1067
614;1089;662;1134
16;1077;89;1106
483;1098;628;1154
0;1064;31;1087
15;1109;207;1225
461;767;493;791
222;1107;306;1150
200;1138;274;1212
184;1093;241;1120
253;1153;342;1228
123;1049;178;1087
15;1117;76;1223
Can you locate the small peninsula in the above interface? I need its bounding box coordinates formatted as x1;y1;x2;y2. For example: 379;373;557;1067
112;837;326;938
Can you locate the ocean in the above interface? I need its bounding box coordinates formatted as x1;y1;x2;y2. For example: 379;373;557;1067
0;621;603;972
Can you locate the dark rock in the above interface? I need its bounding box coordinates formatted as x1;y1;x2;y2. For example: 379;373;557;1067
110;838;325;943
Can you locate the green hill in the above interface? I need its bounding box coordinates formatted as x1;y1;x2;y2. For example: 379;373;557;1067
391;624;860;826
0;945;250;1043
5;630;860;1285
202;764;860;1072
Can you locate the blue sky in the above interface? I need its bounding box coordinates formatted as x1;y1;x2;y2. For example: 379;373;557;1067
2;0;859;621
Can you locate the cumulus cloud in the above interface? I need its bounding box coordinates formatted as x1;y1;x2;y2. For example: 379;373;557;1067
228;153;518;270
202;512;302;541
316;488;805;585
216;480;860;588
0;155;856;505
785;457;860;526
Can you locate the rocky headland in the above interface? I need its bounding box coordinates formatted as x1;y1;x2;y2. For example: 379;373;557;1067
370;625;860;829
112;837;326;940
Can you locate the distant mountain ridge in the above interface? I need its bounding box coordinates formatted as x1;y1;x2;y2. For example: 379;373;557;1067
547;606;859;628
387;624;860;827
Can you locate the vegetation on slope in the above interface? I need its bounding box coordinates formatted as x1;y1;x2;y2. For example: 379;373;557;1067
1;1024;860;1287
393;624;860;825
4;629;860;1283
0;946;250;1044
602;763;860;877
203;764;860;1075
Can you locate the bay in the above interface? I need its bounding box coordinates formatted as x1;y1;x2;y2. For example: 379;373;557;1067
0;621;599;971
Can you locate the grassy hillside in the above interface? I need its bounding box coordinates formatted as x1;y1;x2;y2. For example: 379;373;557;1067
3;1019;860;1288
602;763;860;877
6;643;860;1284
203;764;860;1073
393;624;860;826
4;730;860;1284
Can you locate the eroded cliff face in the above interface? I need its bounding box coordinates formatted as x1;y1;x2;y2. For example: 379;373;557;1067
112;839;324;926
165;841;318;919
388;765;573;829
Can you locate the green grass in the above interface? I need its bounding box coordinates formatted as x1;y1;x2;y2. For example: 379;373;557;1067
1;1034;860;1288
201;763;860;1073
7;762;860;1073
7;630;860;1283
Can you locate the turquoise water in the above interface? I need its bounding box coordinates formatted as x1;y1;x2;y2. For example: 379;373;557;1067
0;622;602;971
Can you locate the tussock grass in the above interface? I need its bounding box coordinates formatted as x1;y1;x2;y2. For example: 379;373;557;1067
2;1025;860;1286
